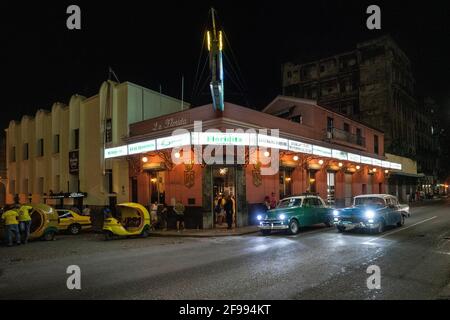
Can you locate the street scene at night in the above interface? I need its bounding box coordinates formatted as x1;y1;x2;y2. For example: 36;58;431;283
0;0;449;308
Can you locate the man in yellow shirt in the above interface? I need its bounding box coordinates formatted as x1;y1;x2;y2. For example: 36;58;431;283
18;205;33;244
1;206;21;246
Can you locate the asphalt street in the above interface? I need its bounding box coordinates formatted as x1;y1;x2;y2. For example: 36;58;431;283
1;199;449;300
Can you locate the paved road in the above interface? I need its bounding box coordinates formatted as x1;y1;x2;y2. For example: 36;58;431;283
1;200;449;299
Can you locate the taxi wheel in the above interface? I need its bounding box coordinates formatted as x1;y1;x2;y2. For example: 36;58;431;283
104;231;114;241
68;224;81;235
288;220;300;235
43;231;56;241
141;226;150;238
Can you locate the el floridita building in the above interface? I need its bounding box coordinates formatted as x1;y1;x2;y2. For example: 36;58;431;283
5;79;412;229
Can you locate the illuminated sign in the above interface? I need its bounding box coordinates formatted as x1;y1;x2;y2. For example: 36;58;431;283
390;162;402;170
289;140;313;154
156;133;191;150
128;140;156;155
372;158;382;167
193;132;251;146
382;161;391;168
361;156;373;165
257;135;288;150
313;145;332;157
332;149;348;161
104;146;128;159
348;153;361;163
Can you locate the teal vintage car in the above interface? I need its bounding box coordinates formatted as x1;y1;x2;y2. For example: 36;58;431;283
333;194;409;234
257;195;334;235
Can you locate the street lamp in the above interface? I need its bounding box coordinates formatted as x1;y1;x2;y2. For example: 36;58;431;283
293;155;299;161
318;159;324;165
142;156;148;163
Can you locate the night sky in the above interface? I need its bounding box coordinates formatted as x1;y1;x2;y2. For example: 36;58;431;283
1;1;449;132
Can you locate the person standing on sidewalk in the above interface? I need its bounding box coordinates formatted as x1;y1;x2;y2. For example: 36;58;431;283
224;195;234;230
18;205;32;244
1;206;21;247
173;200;185;232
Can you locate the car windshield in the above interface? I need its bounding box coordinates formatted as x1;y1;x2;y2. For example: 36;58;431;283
277;198;300;208
354;197;386;207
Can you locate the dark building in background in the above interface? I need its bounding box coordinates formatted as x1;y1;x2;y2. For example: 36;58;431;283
282;35;439;187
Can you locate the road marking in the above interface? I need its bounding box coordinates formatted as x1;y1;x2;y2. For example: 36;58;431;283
434;251;450;256
367;216;438;243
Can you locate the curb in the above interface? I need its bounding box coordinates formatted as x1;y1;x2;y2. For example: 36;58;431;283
149;229;259;238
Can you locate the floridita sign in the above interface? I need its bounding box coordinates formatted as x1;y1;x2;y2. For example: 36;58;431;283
151;116;189;131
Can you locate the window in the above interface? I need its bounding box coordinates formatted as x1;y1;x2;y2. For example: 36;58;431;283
23;143;29;160
53;134;60;153
10;146;16;162
356;128;362;145
10;180;16;195
105;119;112;143
291;115;302;124
37;139;44;157
374;135;379;154
344;123;350;132
73;129;80;150
105;169;113;194
327;117;334;132
38;177;44;195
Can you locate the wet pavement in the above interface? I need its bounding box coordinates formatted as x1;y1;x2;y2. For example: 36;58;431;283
1;199;449;299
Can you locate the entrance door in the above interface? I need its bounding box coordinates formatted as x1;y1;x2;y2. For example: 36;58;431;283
212;166;236;228
367;175;373;194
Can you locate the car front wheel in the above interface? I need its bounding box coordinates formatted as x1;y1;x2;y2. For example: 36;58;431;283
288;220;300;235
261;230;271;236
372;220;385;234
68;224;81;235
397;215;405;227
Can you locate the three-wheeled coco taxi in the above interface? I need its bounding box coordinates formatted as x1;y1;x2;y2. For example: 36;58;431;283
103;202;151;240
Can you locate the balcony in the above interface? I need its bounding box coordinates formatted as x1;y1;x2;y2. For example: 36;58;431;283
324;128;366;148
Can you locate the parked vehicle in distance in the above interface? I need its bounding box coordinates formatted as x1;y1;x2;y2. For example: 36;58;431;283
257;194;334;235
57;209;91;235
333;194;410;234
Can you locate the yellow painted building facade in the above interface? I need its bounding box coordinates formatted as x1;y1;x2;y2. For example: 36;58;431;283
5;80;187;207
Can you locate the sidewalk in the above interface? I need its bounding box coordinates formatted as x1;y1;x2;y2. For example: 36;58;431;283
150;226;259;237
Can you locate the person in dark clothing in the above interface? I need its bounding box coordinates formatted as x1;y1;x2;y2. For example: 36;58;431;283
224;196;234;230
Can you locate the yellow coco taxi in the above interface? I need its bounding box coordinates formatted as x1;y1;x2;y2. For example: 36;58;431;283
29;204;59;241
56;209;91;235
103;202;151;240
0;204;59;241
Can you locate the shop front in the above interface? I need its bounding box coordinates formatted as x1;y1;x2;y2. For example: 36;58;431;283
104;101;403;229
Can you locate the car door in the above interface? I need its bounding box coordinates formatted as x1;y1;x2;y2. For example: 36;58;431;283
313;197;329;224
58;211;73;229
301;198;317;226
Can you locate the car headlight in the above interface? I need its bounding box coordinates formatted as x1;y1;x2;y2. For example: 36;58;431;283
279;214;286;220
257;215;262;221
333;210;339;216
365;210;375;219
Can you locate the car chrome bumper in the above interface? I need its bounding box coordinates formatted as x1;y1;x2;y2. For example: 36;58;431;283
258;221;289;230
335;221;380;230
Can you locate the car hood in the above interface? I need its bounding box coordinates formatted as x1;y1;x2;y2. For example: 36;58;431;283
337;206;383;218
264;207;292;220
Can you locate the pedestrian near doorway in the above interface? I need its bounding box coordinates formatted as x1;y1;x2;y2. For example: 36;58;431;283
270;192;277;209
174;200;185;232
224;195;234;230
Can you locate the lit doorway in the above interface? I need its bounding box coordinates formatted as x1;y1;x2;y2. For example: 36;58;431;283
212;166;236;228
149;171;165;204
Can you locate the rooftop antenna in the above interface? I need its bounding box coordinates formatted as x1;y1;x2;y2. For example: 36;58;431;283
207;7;224;111
108;66;120;83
